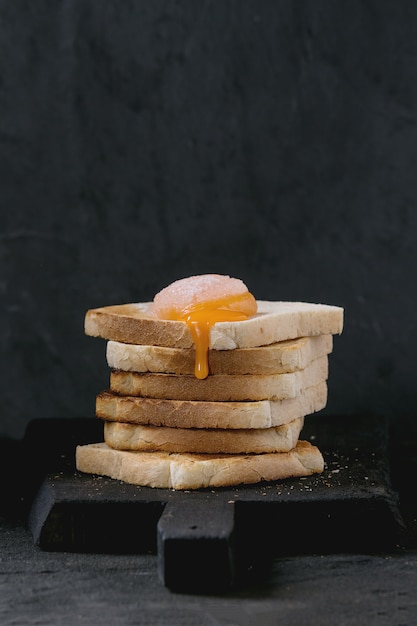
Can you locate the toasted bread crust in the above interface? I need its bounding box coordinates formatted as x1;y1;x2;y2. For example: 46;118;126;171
103;417;304;454
106;334;333;376
109;355;328;402
96;382;327;429
85;303;192;347
85;301;343;349
75;440;324;489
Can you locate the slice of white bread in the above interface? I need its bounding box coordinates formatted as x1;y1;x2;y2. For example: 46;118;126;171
106;334;333;376
109;355;328;402
75;440;324;489
85;301;343;350
103;417;304;454
96;382;327;429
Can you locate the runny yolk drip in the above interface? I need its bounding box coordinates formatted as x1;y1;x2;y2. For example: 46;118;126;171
176;293;257;379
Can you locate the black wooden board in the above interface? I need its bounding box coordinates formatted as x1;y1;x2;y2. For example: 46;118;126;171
23;414;404;592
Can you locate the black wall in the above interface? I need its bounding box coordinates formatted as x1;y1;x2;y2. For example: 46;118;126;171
1;1;417;451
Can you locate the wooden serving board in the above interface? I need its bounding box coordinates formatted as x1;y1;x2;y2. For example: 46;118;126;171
23;415;403;592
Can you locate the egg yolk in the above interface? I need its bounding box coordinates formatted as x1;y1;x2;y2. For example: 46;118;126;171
151;276;257;379
178;292;257;379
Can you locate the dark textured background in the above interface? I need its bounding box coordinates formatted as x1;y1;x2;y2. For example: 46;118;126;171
1;1;417;457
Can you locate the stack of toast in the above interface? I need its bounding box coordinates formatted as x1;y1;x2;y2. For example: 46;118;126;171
76;300;343;490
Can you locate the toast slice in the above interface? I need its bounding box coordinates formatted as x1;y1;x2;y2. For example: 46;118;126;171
85;301;343;349
75;440;324;489
103;417;304;454
96;381;327;429
109;355;328;402
106;334;333;376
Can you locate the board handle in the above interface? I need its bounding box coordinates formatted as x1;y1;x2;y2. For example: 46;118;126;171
157;498;236;592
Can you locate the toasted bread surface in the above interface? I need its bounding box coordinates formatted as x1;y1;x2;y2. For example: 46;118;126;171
96;381;327;429
106;334;333;376
109;355;328;402
85;301;343;349
103;417;304;454
75;440;324;489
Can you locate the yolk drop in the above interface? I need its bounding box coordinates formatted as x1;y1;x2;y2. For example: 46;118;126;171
150;275;257;379
181;295;256;378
